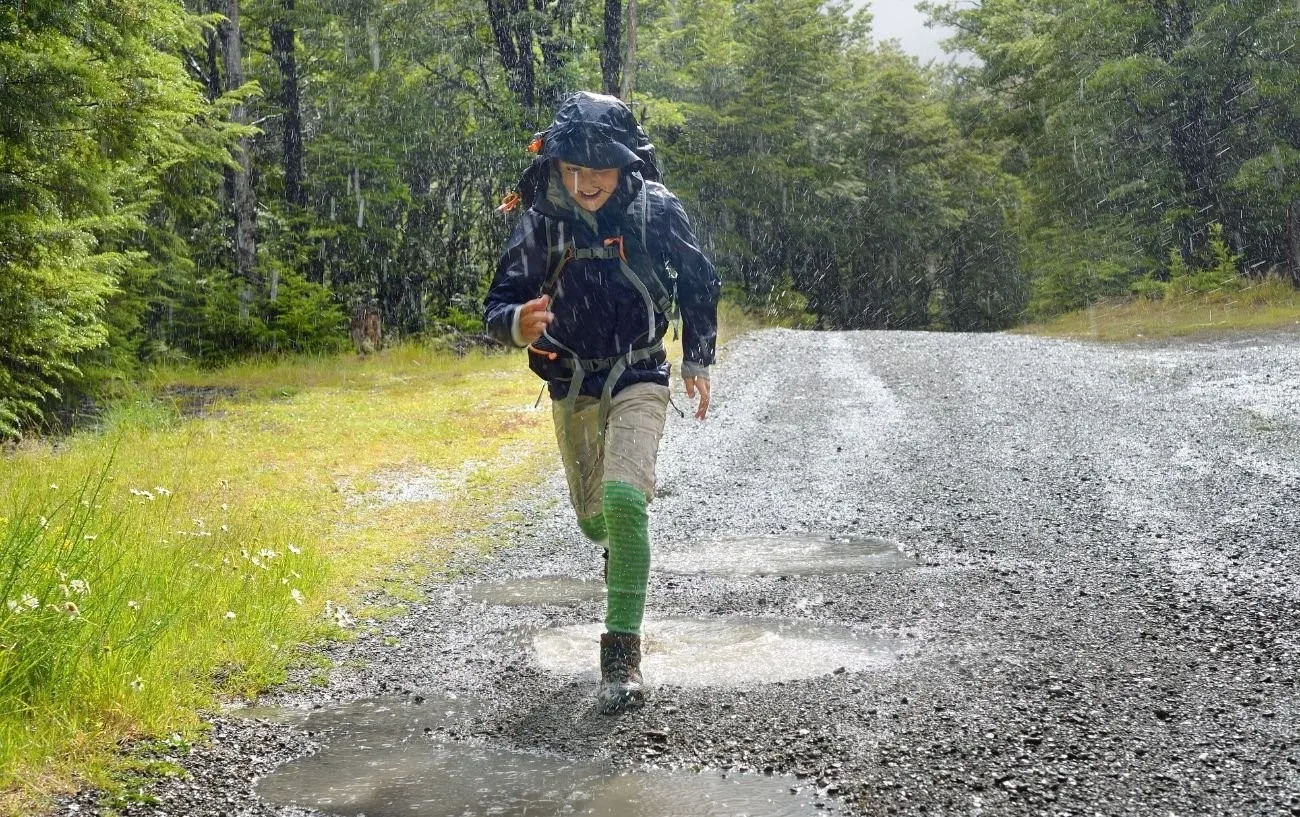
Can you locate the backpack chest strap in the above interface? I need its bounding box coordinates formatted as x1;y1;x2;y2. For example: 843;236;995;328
571;245;623;261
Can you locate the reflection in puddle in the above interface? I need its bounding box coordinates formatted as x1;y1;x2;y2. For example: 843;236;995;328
532;618;900;687
254;698;824;817
468;576;606;607
656;534;912;576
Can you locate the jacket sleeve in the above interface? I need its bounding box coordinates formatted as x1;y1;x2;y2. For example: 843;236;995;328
484;213;548;348
660;193;721;372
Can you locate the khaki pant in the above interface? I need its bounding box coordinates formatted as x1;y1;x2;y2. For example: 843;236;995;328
552;382;669;520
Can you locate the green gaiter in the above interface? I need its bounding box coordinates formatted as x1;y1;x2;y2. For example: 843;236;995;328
603;480;650;635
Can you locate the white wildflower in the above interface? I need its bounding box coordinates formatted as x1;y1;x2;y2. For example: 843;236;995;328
287;544;302;555
22;594;38;610
83;534;97;541
250;557;263;569
224;611;236;620
333;607;356;629
69;579;89;596
154;486;172;496
129;488;156;501
220;502;229;511
39;516;48;529
6;600;18;614
130;676;144;692
49;483;58;490
258;548;277;560
220;525;229;533
290;589;304;605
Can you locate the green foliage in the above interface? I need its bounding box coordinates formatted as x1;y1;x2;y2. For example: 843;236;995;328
636;0;1025;330
929;0;1300;317
0;0;220;435
1025;223;1152;317
0;457;328;791
1166;223;1245;297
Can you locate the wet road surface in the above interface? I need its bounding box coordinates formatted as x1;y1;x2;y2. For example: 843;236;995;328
60;328;1300;816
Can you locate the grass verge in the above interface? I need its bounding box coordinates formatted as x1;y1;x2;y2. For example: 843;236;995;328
0;344;552;814
1018;275;1300;341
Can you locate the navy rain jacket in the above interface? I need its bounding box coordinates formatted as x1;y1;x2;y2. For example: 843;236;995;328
484;165;721;401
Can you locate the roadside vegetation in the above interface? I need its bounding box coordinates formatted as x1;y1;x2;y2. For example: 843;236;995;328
1019;276;1300;342
1019;228;1300;341
0;346;551;813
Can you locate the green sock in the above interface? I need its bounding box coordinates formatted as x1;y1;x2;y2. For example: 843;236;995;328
603;480;650;635
578;514;607;544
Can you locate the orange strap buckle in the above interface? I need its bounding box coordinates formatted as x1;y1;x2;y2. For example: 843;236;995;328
498;191;521;214
603;236;627;263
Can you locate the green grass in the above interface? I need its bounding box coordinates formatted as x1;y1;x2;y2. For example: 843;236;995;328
0;344;554;813
0;306;764;814
1018;275;1300;341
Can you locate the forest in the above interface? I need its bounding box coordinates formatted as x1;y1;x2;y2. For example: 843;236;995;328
3;0;1299;437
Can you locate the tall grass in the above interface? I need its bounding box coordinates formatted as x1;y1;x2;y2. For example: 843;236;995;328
0;454;328;799
0;344;554;811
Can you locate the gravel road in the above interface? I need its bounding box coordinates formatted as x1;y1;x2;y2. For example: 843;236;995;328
57;328;1300;817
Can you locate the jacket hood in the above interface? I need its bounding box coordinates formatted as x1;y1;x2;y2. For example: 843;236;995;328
542;92;644;170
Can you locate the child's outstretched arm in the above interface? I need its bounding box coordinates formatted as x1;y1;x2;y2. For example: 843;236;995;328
662;194;721;419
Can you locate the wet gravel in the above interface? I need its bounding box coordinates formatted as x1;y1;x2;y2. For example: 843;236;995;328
55;328;1300;816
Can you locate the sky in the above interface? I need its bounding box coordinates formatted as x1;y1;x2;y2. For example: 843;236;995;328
864;1;957;63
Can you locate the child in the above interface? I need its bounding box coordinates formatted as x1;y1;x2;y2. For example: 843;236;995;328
484;92;720;714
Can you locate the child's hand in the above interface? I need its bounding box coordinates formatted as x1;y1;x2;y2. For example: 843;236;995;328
684;376;711;420
518;295;553;344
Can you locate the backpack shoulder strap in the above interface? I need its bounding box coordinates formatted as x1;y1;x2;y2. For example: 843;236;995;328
539;219;571;298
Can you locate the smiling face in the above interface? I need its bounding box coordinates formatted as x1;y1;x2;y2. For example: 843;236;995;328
558;161;620;212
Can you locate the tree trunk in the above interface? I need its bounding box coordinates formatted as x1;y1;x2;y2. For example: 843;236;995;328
601;0;622;97
1287;199;1300;288
486;0;537;112
619;0;637;101
271;0;305;211
220;0;259;309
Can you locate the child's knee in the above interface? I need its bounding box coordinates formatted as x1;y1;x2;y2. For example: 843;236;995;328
602;480;648;523
578;514;608;544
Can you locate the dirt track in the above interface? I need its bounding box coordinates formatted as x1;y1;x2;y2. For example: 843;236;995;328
57;328;1300;816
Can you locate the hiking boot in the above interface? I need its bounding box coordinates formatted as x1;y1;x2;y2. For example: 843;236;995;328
598;632;644;715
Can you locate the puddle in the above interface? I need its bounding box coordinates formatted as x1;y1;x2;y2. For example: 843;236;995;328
255;698;826;817
656;534;912;576
532;618;901;687
223;703;314;726
468;576;606;607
